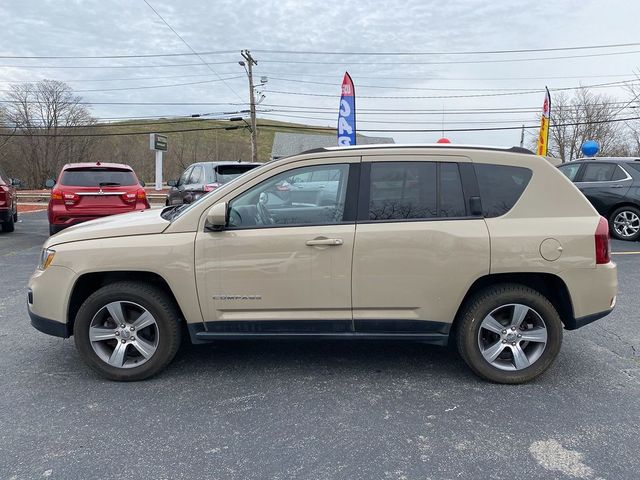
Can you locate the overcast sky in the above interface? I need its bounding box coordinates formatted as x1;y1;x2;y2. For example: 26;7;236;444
1;0;639;146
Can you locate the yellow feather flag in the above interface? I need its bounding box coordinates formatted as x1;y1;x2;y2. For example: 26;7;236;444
536;87;551;156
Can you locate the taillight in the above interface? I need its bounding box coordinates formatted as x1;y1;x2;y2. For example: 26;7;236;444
122;189;146;203
595;216;610;264
204;183;221;192
0;185;7;206
51;189;78;206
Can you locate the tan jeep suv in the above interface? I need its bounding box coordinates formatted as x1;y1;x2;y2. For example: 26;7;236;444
28;145;617;383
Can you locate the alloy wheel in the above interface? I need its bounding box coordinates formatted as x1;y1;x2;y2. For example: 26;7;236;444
613;210;640;238
477;303;548;371
88;301;159;369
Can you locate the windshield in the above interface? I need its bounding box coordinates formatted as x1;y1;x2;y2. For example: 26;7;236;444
60;168;138;187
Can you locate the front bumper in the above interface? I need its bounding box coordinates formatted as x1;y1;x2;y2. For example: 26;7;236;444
28;306;71;338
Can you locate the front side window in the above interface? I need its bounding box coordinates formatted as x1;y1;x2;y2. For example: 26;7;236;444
475;164;532;218
558;163;581;181
189;165;204;184
177;167;192;186
581;163;615;182
228;164;349;228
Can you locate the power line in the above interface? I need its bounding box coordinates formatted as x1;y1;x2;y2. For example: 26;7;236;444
0;50;237;59
0;61;237;69
3;40;639;59
254;41;640;56
259;49;640;65
3;115;640;137
0;76;244;93
141;0;243;102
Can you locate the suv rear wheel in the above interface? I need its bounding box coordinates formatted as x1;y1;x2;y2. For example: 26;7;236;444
2;209;15;232
456;284;562;384
609;205;640;241
74;281;181;381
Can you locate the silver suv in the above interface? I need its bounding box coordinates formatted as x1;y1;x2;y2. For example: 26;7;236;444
28;145;617;383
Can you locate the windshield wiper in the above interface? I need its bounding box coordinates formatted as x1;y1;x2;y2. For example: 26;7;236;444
99;182;121;186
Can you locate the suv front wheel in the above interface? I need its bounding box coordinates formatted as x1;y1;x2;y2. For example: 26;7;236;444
74;281;181;381
456;284;563;384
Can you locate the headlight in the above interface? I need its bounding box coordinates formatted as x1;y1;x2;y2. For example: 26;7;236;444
38;248;56;270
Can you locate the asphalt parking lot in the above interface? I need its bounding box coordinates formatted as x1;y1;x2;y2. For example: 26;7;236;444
1;211;639;480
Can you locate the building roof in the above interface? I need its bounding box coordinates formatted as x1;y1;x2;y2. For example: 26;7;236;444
271;132;394;159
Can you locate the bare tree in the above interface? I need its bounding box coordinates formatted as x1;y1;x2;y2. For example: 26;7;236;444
1;80;97;187
545;88;625;162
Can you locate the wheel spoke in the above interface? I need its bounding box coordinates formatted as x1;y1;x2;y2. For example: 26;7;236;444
511;344;530;369
132;310;155;330
510;304;529;328
106;302;126;326
481;315;505;334
89;326;117;342
482;340;506;363
108;342;128;367
519;328;547;343
131;337;156;359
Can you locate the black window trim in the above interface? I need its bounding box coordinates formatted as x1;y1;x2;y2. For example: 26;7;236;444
357;160;481;224
222;162;360;231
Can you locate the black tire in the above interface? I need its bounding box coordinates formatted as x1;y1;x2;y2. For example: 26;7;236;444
456;284;563;384
2;212;15;232
609;205;640;241
49;224;60;236
74;281;181;381
13;209;18;222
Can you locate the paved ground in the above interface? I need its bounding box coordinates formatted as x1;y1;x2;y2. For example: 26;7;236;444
1;212;639;480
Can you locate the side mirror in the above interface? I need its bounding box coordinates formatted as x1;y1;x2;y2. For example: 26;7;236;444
167;179;177;187
205;202;227;231
139;180;146;187
45;179;55;189
11;178;22;187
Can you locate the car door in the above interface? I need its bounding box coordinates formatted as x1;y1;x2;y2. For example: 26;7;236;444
351;155;490;337
194;157;360;333
574;162;631;215
169;166;193;205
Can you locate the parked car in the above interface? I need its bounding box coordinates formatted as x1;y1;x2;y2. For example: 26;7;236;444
47;162;149;236
0;164;19;233
166;161;261;206
558;157;640;241
29;145;617;383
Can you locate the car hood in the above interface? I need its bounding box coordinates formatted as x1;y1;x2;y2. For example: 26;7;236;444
46;208;170;247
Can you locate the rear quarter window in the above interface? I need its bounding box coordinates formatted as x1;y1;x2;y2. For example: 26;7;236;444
474;164;532;218
60;168;138;187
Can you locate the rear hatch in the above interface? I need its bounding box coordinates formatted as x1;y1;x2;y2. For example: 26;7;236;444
56;167;142;212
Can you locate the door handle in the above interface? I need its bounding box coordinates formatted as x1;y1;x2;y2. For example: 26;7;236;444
306;237;343;246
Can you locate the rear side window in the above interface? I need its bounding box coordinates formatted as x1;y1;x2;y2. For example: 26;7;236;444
60;168;138;187
367;161;467;220
558;163;581;181
581;163;615;182
475;164;532;218
215;165;258;183
611;166;628;181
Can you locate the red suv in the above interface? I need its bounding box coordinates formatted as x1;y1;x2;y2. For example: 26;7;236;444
0;164;18;233
47;162;149;235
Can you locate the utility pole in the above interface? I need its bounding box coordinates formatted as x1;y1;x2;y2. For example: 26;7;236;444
520;124;525;148
240;50;258;162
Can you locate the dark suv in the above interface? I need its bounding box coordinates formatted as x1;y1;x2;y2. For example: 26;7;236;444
0;164;19;233
167;161;261;206
558;157;640;241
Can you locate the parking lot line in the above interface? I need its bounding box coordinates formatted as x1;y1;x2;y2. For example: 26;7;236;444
611;251;640;255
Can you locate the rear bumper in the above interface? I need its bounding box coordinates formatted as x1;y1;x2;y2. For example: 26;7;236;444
564;308;614;330
559;261;617;329
49;206;147;227
29;307;71;338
